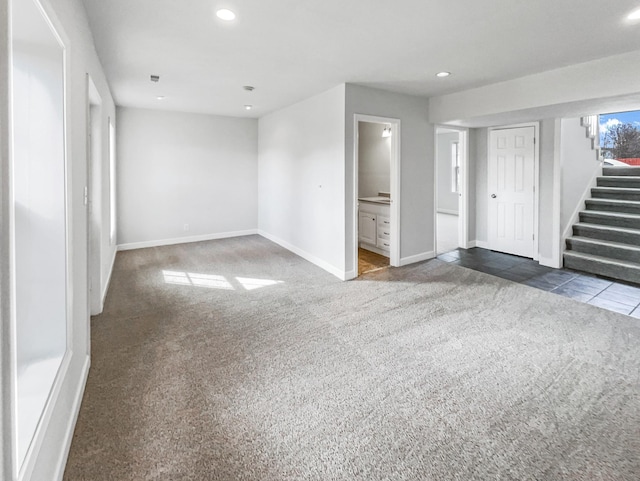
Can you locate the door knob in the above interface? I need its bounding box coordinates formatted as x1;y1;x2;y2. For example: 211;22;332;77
491;194;497;198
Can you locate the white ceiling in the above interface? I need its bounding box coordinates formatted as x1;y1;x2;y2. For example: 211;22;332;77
80;0;640;119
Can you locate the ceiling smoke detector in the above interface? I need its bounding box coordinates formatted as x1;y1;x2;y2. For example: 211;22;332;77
150;75;160;82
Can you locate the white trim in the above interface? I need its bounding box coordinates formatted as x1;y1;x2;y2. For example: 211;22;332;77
353;114;401;277
17;350;72;481
117;229;258;251
538;255;560;269
437;208;459;216
101;247;117;306
344;269;357;281
399;251;435;266
51;355;89;481
467;240;478;248
487;122;540;260
259;230;346;280
475;240;490;249
552;119;563;268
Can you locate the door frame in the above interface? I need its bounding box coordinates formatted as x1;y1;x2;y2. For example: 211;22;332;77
86;74;102;315
352;114;401;277
487;122;540;260
433;125;470;254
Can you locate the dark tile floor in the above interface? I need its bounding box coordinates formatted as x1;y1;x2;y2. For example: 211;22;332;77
437;248;640;318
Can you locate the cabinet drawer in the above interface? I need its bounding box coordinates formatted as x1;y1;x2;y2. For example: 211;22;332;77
377;226;391;240
377;237;391;251
377;216;390;229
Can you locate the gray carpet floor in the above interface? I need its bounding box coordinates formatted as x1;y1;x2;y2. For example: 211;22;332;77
64;235;640;480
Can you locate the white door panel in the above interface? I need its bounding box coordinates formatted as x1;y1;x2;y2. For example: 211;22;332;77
488;127;535;258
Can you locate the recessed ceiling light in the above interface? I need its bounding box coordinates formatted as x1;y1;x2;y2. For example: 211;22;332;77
244;105;252;110
436;71;451;78
628;8;640;20
156;96;166;100
216;9;236;21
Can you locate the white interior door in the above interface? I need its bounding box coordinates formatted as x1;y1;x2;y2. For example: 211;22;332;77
488;127;535;258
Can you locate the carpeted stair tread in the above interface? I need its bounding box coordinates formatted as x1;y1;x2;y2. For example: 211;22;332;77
566;236;640;263
572;222;640;246
563;251;640;284
591;186;640;193
586;198;640;208
591;186;640;201
579;210;640;229
597;176;640;188
603;166;640;176
580;210;640;219
573;222;640;235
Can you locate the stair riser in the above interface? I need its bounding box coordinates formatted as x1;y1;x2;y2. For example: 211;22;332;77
573;225;640;245
597;178;640;188
585;200;640;215
591;189;640;201
604;166;640;177
579;212;640;230
564;255;640;284
566;239;640;264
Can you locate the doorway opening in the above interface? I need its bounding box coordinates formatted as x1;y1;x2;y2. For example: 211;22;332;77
87;75;102;315
435;126;468;255
353;115;400;277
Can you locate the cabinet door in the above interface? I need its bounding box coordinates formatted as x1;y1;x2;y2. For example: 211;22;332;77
358;212;377;245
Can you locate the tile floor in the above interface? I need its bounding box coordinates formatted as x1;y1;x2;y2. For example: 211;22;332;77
437;248;640;318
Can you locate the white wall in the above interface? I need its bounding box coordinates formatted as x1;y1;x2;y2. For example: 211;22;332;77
560;117;602;239
117;107;258;248
258;85;346;277
1;0;11;478
358;121;390;198
429;51;640;126
436;132;459;214
346;84;433;270
538;119;557;265
1;0;116;479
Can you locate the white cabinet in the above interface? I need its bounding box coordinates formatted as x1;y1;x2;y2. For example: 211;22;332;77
358;202;390;256
358;212;377;245
376;215;391;251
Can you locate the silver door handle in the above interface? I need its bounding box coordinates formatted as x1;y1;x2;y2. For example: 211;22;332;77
491;194;497;198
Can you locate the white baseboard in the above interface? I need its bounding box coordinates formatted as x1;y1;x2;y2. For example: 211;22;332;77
344;269;357;281
466;240;477;248
399;251;435;266
117;229;258;251
258;230;346;280
475;240;490;249
538;255;562;269
437;209;459;216
52;355;90;481
101;248;117;306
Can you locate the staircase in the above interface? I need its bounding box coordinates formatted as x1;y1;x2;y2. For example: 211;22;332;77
564;166;640;284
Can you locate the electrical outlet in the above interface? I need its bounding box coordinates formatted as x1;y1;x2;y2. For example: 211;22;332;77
183;224;189;231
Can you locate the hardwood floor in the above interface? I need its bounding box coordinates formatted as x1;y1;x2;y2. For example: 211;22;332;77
358;248;389;276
